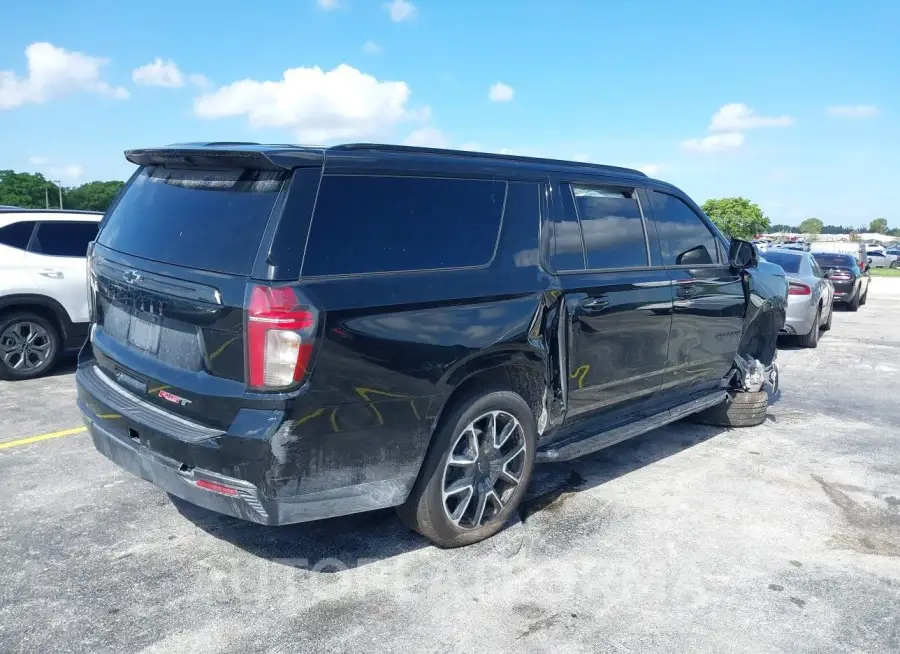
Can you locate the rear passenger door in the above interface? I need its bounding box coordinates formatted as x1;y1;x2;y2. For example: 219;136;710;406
26;220;99;323
644;191;744;396
548;180;673;420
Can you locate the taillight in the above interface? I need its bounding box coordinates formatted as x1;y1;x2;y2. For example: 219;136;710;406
247;285;318;389
788;281;811;295
86;241;96;322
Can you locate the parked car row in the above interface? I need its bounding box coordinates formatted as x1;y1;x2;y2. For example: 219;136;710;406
760;243;872;349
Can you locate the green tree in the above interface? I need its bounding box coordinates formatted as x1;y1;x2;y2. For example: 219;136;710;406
770;223;794;233
798;217;824;235
0;170;63;209
869;217;889;234
701;197;770;239
66;181;125;212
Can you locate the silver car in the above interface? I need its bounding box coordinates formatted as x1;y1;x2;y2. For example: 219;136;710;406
763;249;834;348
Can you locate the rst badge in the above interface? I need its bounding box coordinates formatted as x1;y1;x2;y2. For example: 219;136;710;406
158;389;192;407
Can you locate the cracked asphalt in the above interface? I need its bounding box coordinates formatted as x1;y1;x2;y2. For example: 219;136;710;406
1;279;898;653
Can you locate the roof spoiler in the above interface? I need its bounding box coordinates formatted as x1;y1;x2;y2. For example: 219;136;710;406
124;147;323;170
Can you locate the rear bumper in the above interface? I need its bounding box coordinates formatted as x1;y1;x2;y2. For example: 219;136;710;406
76;364;420;525
781;299;815;335
831;281;856;302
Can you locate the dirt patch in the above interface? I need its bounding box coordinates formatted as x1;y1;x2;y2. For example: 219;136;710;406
812;474;900;557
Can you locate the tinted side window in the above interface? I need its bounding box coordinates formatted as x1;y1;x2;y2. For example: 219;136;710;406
32;221;99;257
571;185;648;269
0;220;36;250
650;192;719;266
303;175;506;276
548;182;585;271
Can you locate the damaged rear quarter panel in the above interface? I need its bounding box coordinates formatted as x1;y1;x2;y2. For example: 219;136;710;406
263;179;555;505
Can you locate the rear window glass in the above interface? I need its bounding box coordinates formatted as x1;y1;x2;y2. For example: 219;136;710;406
813;253;854;269
302;175;506;276
0;220;36;250
33;221;99;257
97;167;285;275
762;251;801;273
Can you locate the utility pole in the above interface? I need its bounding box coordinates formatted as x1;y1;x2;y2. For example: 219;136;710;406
52;181;63;209
45;186;50;209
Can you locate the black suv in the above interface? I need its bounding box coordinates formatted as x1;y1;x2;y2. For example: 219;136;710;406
76;143;786;547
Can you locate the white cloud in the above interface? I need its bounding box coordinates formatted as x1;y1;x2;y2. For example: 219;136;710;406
826;104;879;119
570;153;592;162
0;42;129;110
194;63;424;143
681;132;745;153
188;73;212;88
638;163;661;176
459;141;483;151
132;57;184;87
317;0;340;9
488;82;514;103
403;126;449;148
28;156;48;165
362;41;383;54
708;103;794;132
385;0;416;22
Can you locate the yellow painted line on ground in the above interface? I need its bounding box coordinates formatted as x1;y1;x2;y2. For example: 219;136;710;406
0;426;87;450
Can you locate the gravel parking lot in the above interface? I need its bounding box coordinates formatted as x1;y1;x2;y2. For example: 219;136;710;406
2;279;899;653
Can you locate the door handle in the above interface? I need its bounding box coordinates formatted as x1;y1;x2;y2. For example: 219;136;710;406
580;296;610;313
38;269;64;279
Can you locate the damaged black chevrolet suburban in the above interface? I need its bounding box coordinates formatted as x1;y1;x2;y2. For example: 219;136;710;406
77;143;786;547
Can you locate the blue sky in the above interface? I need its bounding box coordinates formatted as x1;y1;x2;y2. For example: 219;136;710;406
1;0;898;226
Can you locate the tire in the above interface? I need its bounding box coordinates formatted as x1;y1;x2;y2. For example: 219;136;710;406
847;290;861;312
397;388;537;548
690;390;769;428
860;289;868;306
891;261;899;269
0;311;61;381
821;303;832;332
798;306;820;348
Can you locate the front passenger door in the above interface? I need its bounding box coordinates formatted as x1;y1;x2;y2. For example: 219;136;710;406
549;181;672;421
645;191;745;397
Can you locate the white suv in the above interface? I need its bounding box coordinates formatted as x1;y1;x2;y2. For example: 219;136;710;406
0;209;101;379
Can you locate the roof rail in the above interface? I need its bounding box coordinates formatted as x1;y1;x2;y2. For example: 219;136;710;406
0;208;103;215
329;143;650;177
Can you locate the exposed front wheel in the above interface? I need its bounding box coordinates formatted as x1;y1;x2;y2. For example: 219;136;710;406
0;312;61;381
690;390;769;428
397;389;537;548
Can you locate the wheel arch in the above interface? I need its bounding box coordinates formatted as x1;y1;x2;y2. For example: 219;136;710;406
433;352;551;438
0;294;73;342
738;299;784;366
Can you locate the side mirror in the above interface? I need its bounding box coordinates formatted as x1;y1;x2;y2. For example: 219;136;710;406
867;257;873;264
728;238;757;270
